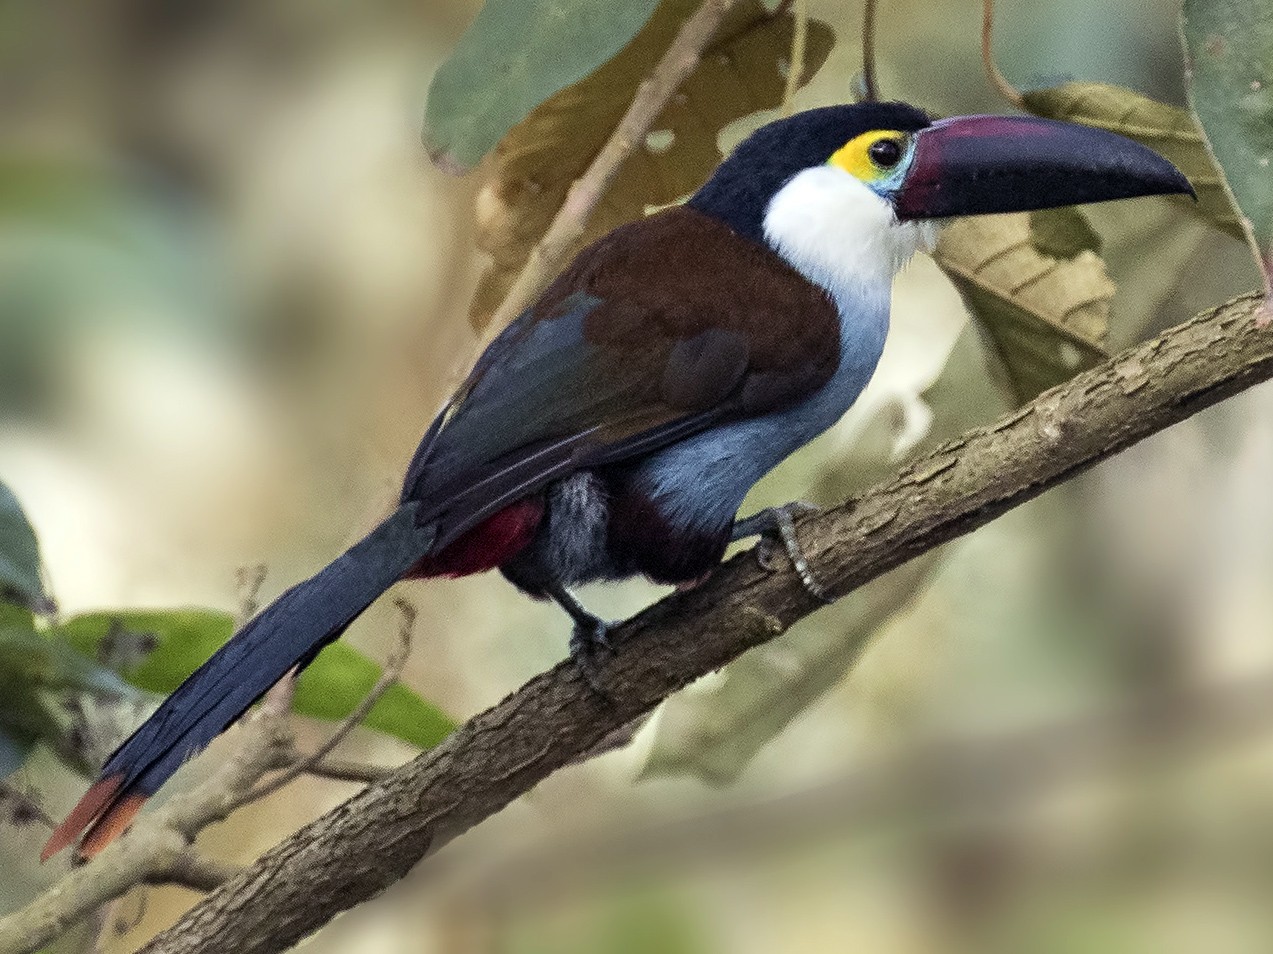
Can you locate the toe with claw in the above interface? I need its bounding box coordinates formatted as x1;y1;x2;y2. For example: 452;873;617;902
569;617;615;694
735;501;831;603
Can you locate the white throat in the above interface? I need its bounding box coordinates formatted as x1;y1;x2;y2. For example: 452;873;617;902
761;166;937;308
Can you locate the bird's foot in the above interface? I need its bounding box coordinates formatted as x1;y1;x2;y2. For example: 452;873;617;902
737;502;832;603
568;616;616;695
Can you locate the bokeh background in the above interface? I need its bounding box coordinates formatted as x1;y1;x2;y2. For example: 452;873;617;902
1;0;1270;951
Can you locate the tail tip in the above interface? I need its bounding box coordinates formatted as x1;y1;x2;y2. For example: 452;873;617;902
40;774;141;862
79;793;149;860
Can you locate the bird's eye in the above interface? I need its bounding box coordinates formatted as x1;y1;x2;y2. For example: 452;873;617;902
828;130;910;181
868;138;903;168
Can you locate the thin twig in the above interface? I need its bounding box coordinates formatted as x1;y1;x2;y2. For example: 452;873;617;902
0;781;53;830
241;599;416;807
234;565;268;626
159;852;243;894
0;615;294;954
299;758;392;785
982;0;1024;108
111;891;148;938
779;0;808;117
486;0;739;333
133;292;1273;954
860;0;879;101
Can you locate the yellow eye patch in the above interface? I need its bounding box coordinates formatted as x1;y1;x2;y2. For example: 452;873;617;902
829;129;907;181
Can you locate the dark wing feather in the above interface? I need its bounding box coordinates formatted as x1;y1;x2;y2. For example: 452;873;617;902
402;206;840;549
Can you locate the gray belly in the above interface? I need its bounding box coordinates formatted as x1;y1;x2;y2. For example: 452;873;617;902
500;471;617;593
628;332;885;534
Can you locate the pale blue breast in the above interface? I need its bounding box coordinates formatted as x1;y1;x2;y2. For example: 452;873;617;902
630;284;891;532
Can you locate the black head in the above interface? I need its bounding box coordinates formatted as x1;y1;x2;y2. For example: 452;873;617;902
688;102;1193;250
688;102;932;245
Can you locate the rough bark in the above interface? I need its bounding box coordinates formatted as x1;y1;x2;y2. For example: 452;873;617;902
142;292;1271;954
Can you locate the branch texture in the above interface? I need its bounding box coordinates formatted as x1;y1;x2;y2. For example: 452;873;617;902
139;291;1273;952
486;0;739;331
134;292;1270;953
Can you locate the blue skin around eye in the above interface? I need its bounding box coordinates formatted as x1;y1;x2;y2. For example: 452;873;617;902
863;138;918;200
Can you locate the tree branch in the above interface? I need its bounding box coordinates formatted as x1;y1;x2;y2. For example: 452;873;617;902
486;0;739;331
0;583;423;954
779;0;808;117
860;0;880;101
130;291;1272;954
235;599;415;809
981;0;1023;108
0;688;282;954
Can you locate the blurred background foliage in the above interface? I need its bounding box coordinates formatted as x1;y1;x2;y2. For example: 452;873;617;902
0;0;1270;951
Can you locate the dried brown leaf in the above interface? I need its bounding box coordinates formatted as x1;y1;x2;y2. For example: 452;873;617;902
1022;82;1246;241
469;0;834;328
935;213;1113;403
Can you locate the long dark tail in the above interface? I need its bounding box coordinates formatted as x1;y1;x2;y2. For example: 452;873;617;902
43;503;436;860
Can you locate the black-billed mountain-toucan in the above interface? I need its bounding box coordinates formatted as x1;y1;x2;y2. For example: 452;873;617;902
44;101;1191;860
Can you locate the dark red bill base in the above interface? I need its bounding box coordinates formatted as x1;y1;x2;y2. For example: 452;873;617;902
894;115;1194;220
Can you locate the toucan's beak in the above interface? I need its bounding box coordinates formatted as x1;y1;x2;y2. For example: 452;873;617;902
893;115;1194;220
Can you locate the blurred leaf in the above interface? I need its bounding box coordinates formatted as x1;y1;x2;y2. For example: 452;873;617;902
59;610;230;692
0;481;52;614
0;158;214;302
1182;0;1273;272
1022;82;1246;239
60;610;455;751
934;212;1112;403
469;0;834;327
920;324;1017;427
643;553;941;785
0;619;130;699
0;614;145;776
0;158;224;412
0;729;33;778
512;886;707;954
423;0;662;172
1029;207;1102;260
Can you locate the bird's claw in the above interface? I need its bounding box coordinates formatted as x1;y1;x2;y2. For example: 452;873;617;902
569;618;616;695
753;502;832;604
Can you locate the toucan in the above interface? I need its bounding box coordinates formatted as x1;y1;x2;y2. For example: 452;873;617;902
43;101;1191;861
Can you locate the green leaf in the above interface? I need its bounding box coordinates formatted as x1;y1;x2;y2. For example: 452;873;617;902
0;614;146;776
59;610;455;751
934;212;1112;403
294;643;455;751
59;609;234;692
1182;0;1273;273
1022;82;1247;240
0;481;52;614
423;0;662;172
0;728;33;778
